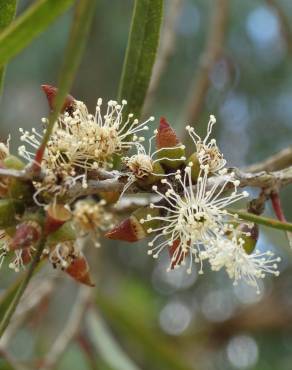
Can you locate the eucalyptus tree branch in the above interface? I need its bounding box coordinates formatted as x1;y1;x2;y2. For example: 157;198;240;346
244;146;292;173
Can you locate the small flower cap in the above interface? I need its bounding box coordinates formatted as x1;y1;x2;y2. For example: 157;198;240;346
105;206;160;242
156;117;185;169
65;254;95;287
41;84;75;113
105;215;145;242
156;117;180;149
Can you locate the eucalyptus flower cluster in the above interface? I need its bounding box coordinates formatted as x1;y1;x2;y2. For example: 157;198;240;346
0;85;281;291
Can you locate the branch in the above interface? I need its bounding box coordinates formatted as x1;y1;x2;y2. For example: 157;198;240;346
244;146;292;173
181;0;229;139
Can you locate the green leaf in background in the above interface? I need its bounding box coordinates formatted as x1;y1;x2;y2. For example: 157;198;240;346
0;0;17;95
38;0;97;151
96;293;195;370
0;0;75;69
118;0;163;120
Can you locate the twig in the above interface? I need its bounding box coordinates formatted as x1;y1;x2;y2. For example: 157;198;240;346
38;286;91;370
244;146;292;173
0;167;29;180
181;0;229;140
270;191;292;247
228;209;292;232
142;0;183;116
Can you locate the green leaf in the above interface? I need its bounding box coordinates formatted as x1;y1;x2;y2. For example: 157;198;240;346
0;0;17;95
118;0;163;119
86;310;141;370
37;0;97;155
0;0;75;69
96;293;195;370
0;273;23;321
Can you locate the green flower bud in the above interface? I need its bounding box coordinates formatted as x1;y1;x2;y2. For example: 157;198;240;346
0;199;25;229
187;153;201;182
3;155;34;202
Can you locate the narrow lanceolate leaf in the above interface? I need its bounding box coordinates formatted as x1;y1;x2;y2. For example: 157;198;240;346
34;0;97;167
96;294;195;370
118;0;163;120
0;0;75;69
0;0;17;95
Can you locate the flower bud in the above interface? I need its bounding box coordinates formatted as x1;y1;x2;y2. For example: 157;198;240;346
44;203;72;235
65;254;94;287
3;155;34;202
239;223;259;255
41;84;75;113
11;221;42;251
136;161;165;188
156;117;185;169
187;153;201;182
0;199;24;229
46;221;76;246
105;206;160;242
99;191;120;204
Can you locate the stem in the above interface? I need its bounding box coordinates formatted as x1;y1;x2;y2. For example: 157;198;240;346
229;209;292;232
0;236;46;338
270;192;286;222
270;191;292;247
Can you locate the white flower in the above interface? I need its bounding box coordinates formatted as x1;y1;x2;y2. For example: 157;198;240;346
186;115;226;174
0;231;34;272
73;199;115;247
146;165;248;273
204;234;281;293
18;98;154;198
121;130;185;197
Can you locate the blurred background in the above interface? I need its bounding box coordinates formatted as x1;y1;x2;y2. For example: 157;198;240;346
0;0;292;369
